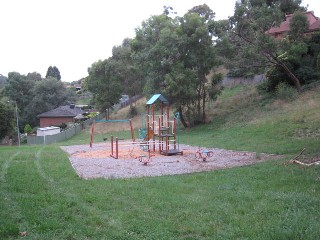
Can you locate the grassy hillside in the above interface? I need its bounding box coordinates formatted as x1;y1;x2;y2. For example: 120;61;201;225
87;84;320;157
180;84;320;157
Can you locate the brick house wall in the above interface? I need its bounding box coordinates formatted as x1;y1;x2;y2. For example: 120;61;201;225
39;117;74;128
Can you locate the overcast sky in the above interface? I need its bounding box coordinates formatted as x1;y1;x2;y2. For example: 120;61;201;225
0;0;319;82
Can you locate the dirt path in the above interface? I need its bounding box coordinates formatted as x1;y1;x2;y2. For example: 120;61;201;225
60;142;280;180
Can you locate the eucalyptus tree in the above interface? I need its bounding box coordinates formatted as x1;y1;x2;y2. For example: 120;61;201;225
86;59;122;112
176;6;217;124
0;102;13;139
132;14;174;96
24;77;76;126
86;38;144;114
0;74;7;88
4;71;75;127
46;66;61;80
3;72;35;126
112;39;144;103
215;0;308;92
132;4;219;127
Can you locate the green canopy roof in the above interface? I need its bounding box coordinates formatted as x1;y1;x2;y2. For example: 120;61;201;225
146;94;169;105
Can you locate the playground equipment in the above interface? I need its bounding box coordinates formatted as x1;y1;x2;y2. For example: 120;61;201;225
195;147;214;161
143;94;183;156
90;94;183;159
135;150;155;165
89;119;134;148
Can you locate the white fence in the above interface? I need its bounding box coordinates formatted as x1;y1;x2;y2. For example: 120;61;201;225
27;113;105;145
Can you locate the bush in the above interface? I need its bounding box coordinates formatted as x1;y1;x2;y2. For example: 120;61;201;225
58;123;67;130
261;52;320;93
128;106;138;118
275;82;298;100
295;66;320;84
87;112;99;118
24;124;32;134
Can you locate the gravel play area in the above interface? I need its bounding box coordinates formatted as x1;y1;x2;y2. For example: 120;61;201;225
60;142;280;180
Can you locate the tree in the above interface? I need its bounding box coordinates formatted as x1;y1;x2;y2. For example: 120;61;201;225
176;7;217;124
112;39;144;102
3;72;35;129
86;59;122;112
0;102;13;139
26;72;42;82
87;38;144;114
132;14;174;97
0;74;7;89
288;11;309;41
46;66;61;80
24;78;76;126
24;124;32;134
132;5;218;126
3;71;75;128
218;0;306;92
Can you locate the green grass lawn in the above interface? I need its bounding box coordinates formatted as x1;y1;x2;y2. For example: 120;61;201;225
1;85;320;239
1;145;319;239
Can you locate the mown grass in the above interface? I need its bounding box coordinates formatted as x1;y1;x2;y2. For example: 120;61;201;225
1;145;319;239
1;85;320;239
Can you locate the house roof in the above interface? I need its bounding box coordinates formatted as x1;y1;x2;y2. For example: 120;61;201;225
146;94;169;105
37;105;84;118
267;11;320;35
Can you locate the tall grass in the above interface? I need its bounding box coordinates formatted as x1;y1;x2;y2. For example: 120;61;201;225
182;85;320;156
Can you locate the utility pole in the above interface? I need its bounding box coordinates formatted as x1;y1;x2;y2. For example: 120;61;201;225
15;102;20;146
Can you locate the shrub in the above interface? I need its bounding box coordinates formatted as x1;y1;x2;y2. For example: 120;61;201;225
24;124;32;134
87;112;99;118
295;66;320;84
58;123;67;130
275;82;298;100
128;106;138;118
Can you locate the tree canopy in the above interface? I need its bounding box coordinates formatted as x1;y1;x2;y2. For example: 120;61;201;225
213;0;319;93
3;71;76;128
131;4;220;127
86;39;144;112
46;66;61;80
0;102;13;139
84;1;320;128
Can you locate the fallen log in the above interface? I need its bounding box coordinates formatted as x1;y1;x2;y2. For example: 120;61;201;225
292;160;320;166
286;148;320;166
291;148;306;161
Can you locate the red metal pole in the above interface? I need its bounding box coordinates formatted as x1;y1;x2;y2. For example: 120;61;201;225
166;136;169;156
167;105;170;127
174;118;176;150
146;105;150;131
129;119;135;142
111;135;113;156
152;104;155;152
90;120;95;147
158;117;161;153
161;103;163;128
116;137;118;159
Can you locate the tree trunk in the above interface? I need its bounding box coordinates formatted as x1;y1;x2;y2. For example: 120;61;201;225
276;60;302;93
196;87;201;118
178;106;188;128
202;90;206;123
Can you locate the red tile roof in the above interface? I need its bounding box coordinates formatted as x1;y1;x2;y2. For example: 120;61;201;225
267;11;320;36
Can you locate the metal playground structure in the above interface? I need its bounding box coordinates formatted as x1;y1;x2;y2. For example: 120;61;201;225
90;94;183;159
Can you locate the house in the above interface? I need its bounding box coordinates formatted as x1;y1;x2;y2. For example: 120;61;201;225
267;11;320;38
37;104;84;127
